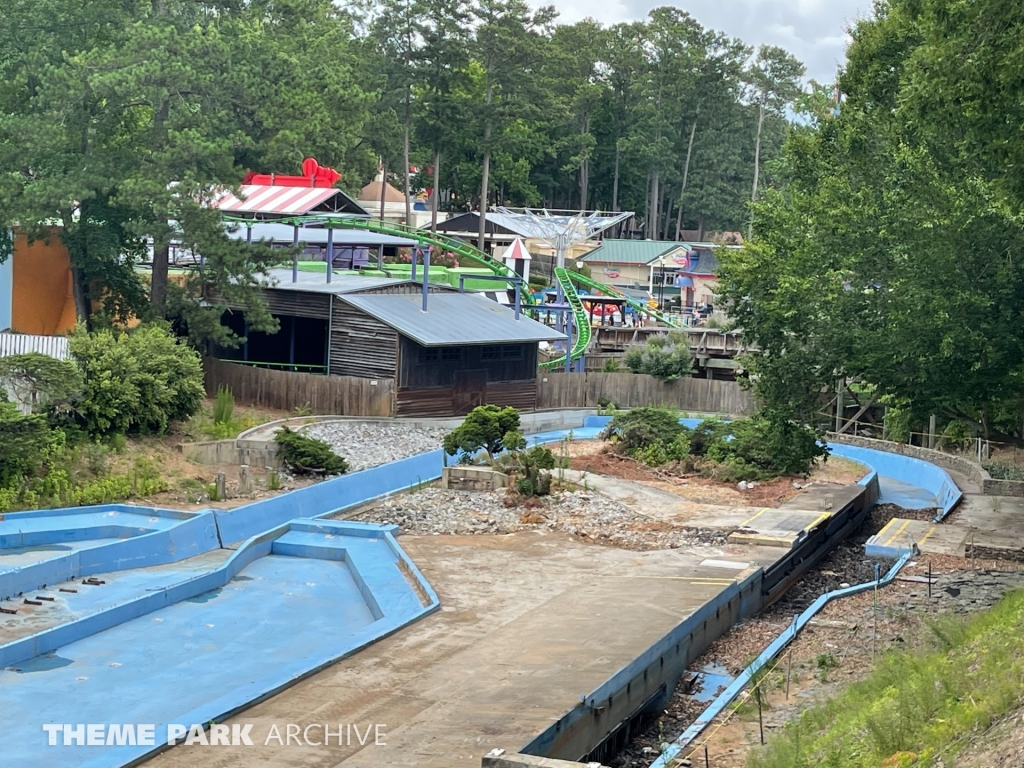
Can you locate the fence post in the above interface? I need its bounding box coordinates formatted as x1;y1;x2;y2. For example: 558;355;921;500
928;414;937;449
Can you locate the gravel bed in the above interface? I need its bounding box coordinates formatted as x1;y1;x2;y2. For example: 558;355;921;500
349;487;729;551
302;422;447;473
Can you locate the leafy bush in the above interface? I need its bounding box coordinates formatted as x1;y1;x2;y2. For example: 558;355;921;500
602;358;620;372
983;460;1024;481
443;405;521;460
604;407;684;451
0;399;58;487
706;413;827;479
0;352;83;419
623;330;693;381
69;324;204;435
275;427;348;475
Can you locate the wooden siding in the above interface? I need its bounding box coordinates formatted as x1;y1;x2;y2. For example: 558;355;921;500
536;372;755;415
205;286;331;320
329;301;399;379
397;337;539;388
204;358;395;416
396;380;536;417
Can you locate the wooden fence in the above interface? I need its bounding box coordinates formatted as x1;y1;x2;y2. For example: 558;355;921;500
203;358;395;417
536;372;756;415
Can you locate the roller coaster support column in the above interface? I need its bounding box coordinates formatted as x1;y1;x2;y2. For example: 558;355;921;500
292;225;299;283
514;282;521;320
326;227;334;284
555;244;566;303
411;247;418;282
421;247;430;312
565;308;573;373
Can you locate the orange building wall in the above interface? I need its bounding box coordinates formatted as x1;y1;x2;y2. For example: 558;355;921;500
11;230;78;336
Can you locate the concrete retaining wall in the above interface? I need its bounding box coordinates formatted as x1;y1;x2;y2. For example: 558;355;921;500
521;570;765;762
177;439;281;468
442;466;508;491
982;477;1024;497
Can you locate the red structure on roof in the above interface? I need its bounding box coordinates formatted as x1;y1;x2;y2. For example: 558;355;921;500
242;157;341;188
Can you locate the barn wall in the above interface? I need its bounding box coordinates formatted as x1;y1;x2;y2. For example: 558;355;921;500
329;301;399;379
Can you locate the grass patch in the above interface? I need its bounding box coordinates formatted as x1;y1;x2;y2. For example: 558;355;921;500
748;590;1024;768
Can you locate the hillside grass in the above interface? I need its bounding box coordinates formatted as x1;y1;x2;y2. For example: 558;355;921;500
748;590;1024;768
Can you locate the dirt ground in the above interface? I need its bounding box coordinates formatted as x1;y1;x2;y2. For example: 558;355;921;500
111;401;316;511
567;440;867;508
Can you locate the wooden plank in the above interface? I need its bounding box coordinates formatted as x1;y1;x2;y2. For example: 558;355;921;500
535;372;755;415
203;358;395;417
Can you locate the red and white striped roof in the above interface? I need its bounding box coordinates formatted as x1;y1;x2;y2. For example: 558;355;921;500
503;236;532;261
213;184;339;215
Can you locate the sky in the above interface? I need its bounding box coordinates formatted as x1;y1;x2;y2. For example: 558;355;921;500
545;0;877;84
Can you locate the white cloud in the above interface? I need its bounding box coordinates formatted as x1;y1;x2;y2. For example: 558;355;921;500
541;0;876;83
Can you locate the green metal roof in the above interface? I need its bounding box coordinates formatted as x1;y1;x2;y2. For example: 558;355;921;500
580;239;691;265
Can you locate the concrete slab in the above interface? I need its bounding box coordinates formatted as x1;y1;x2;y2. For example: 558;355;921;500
139;515;841;768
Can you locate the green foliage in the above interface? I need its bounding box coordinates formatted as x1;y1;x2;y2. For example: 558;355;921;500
720;0;1024;437
275;427;348;475
601;359;621;373
604;409;823;477
707;414;827;480
69;324;204;435
604;407;685;452
982;461;1024;482
0;399;56;487
513;446;556;497
748;590;1024;768
443;405;521;459
623;331;693;381
212;387;235;426
0;353;83;419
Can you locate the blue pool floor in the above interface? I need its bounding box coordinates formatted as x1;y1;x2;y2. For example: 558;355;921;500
878;475;939;509
1;551;381;767
0;549;233;645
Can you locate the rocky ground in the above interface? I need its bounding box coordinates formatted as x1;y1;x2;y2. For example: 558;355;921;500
347;486;730;551
302;421;447;472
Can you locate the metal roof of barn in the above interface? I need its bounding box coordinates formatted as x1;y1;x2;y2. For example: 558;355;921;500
338;293;565;346
264;269;426;295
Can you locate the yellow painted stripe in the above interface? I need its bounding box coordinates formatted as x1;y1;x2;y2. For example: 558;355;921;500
622;576;735;583
876;518;897;539
689;579;737;585
918;525;937;547
807;511;831;529
885;519;912;546
739;507;770;528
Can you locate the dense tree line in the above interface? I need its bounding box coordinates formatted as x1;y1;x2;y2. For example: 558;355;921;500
0;0;803;344
719;0;1024;440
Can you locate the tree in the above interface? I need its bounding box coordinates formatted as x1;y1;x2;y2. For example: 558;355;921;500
624;330;693;381
442;404;521;459
414;0;472;230
744;45;804;216
719;0;1024;439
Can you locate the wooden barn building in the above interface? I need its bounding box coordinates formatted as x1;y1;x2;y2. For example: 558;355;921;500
206;270;563;416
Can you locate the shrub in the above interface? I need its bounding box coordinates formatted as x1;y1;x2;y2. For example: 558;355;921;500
0;399;56;487
602;358;620;373
443;405;521;460
604;407;685;452
0;352;83;419
706;413;827;478
69;323;205;435
983;460;1024;481
623;330;693;381
275;427;348;475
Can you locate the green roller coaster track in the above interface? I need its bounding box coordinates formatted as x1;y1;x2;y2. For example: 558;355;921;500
224;214;678;370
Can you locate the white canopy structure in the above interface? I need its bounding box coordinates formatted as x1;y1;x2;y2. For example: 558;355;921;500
493;208;634;269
